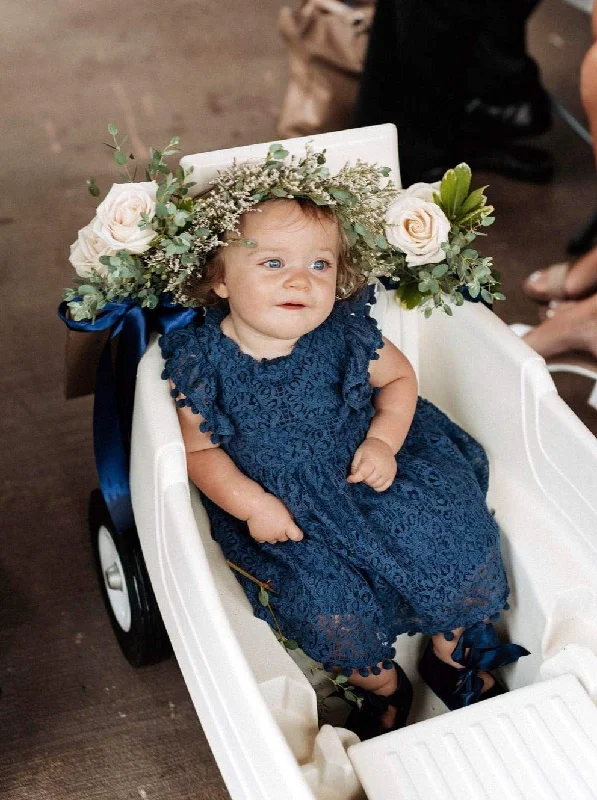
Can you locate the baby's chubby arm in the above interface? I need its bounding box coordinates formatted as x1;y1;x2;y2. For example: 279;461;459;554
347;337;418;492
172;384;303;544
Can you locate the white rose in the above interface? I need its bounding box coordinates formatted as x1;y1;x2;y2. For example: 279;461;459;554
385;195;450;267
94;181;157;254
69;217;118;277
399;180;441;204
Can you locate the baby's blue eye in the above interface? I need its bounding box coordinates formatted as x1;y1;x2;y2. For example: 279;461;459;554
264;258;282;269
311;259;329;271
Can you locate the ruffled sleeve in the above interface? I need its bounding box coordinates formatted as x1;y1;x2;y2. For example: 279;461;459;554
336;289;384;410
159;325;234;445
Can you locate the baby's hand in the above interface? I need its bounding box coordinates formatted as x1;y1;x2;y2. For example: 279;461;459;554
246;493;304;544
347;437;397;492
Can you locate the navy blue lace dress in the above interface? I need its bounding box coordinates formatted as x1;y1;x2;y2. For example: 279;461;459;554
160;294;510;675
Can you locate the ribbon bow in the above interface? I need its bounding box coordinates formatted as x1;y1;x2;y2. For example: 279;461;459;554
58;295;198;534
451;621;530;707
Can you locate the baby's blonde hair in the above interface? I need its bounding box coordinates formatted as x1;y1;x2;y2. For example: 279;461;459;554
184;198;367;306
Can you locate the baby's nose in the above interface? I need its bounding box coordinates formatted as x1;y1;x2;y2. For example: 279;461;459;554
284;267;311;290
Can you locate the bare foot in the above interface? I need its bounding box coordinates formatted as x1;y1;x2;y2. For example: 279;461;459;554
524;246;597;302
524;294;597;360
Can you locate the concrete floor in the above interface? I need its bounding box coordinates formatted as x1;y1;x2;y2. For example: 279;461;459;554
1;0;596;798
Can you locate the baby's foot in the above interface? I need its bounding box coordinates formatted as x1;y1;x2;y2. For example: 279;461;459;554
432;644;496;694
524;294;597;360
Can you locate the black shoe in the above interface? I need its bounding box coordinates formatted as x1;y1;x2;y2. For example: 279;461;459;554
418;640;506;711
417;622;530;712
463;92;552;141
420;142;554;185
343;663;413;741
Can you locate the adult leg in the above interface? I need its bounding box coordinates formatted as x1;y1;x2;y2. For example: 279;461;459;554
355;0;487;185
523;16;597;305
464;0;551;139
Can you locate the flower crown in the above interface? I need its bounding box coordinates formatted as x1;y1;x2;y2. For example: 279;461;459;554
64;127;503;321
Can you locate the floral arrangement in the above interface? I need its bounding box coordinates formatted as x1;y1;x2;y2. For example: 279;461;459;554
64;125;503;321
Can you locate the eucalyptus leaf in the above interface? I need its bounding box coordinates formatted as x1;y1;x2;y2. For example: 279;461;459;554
432;263;449;278
108;123;118;136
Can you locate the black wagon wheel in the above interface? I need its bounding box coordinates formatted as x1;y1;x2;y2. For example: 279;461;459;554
89;489;171;667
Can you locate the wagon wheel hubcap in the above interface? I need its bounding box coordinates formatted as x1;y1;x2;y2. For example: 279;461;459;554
97;525;132;633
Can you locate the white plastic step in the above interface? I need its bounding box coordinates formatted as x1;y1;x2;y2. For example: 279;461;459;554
347;674;597;800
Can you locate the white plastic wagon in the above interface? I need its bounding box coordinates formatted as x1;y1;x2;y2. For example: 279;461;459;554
92;126;597;800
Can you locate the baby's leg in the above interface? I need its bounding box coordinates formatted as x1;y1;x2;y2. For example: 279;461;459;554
431;627;494;692
345;664;399;728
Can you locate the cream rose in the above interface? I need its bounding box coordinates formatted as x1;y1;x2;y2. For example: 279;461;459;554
69;217;118;277
385;195;450;267
94;181;157;254
399;180;441;204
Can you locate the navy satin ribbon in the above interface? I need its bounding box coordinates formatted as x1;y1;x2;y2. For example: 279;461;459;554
58;295;198;535
452;621;530;706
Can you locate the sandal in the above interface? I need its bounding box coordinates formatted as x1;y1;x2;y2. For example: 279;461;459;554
418;622;529;712
342;663;413;741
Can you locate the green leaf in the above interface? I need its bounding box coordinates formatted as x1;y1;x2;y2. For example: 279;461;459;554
173;210;189;227
481;289;493;304
431;263;449;278
345;228;358;247
258;589;269;607
335;674;348;684
440;163;471;218
108;123;118;136
86;177;100;197
481;216;495;226
443;304;453;316
113;150;127;166
267;143;288;161
396;281;426;309
375;234;388;250
493;292;506;301
155;202;169;219
468;281;481;299
454;186;487;220
344;691;358;704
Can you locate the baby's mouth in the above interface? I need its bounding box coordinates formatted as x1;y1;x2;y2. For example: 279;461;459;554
278;302;307;309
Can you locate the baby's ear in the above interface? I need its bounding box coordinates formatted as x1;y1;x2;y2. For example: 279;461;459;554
212;280;229;299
